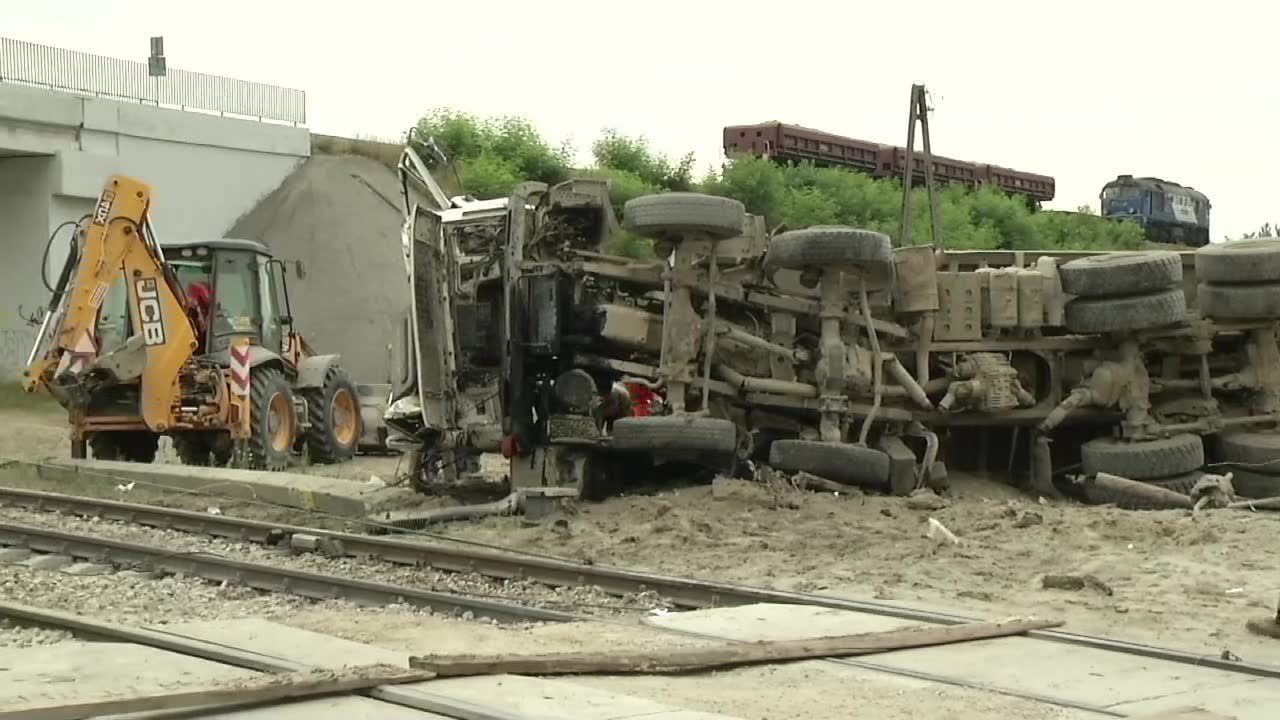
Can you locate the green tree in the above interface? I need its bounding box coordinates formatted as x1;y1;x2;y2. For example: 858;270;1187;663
592;129;695;191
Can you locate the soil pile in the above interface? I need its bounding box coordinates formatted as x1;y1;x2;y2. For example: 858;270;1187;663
229;155;418;384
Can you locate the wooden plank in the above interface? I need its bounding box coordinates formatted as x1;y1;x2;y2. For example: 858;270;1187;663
409;617;1060;678
0;667;435;720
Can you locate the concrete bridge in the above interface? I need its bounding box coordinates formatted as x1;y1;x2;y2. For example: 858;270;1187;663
0;38;310;377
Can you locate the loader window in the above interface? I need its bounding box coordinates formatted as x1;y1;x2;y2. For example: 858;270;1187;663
212;251;261;342
95;274;129;354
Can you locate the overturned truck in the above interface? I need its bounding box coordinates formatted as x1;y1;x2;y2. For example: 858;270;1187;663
387;168;1280;502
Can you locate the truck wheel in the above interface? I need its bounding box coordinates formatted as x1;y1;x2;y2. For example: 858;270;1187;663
1223;468;1280;499
768;440;891;487
1146;471;1204;496
1064;288;1185;334
89;431;158;463
623;193;746;241
1196;239;1280;283
1081;433;1204;480
1217;431;1280;468
1058;251;1182;297
611;415;737;455
763;226;893;285
248;367;297;471
302;367;361;464
1197;283;1280;320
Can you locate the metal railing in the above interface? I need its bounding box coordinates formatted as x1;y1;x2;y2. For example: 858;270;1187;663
0;37;306;125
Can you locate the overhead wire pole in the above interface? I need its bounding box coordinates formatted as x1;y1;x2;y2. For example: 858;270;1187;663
898;84;943;249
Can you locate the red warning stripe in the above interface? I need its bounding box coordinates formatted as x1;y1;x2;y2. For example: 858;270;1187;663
230;343;251;397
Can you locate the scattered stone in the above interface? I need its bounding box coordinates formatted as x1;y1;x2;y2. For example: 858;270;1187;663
60;562;113;577
711;476;734;500
1042;574;1113;596
22;554;74;571
957;590;994;602
1013;511;1044;528
880;507;895;518
906;488;948;511
925;517;960;545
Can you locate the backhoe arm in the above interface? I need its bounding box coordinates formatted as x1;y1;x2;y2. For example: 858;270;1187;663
24;175;197;432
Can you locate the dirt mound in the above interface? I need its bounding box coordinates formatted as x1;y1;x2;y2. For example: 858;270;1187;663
229;155;415;384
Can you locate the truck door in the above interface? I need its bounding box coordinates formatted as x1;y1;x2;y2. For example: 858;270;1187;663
407;204;460;432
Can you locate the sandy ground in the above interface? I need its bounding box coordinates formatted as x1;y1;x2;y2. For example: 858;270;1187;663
2;404;1277;719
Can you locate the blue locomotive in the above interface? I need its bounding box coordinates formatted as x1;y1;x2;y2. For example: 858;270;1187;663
1100;175;1210;246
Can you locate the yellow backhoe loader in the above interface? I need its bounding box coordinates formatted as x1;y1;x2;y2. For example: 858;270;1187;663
23;174;361;470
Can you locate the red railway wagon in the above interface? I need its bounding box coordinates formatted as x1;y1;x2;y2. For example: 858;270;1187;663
723;122;1055;203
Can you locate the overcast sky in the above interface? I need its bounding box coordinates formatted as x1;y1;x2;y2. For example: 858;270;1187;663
7;1;1277;239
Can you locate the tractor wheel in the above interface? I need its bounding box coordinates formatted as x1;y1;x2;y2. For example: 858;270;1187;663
1064;288;1186;334
1080;433;1204;480
247;367;297;471
763;226;893;287
768;440;892;488
1196;238;1280;283
89;431;158;463
623;193;746;242
1197;283;1280;320
173;433;212;466
1058;251;1182;297
301;367;361;464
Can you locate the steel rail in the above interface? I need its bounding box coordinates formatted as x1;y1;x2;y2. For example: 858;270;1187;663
0;519;579;624
2;486;1277;680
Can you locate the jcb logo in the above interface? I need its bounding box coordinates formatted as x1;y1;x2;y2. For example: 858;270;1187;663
135;278;167;346
93;190;116;226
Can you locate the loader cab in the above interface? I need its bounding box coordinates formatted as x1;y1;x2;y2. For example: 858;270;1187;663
165;239;292;360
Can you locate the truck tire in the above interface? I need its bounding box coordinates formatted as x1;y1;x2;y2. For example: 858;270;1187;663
768;440;891;487
1216;431;1280;469
89;431;158;463
301;367;361;464
247;367;297;471
623;193;745;241
1224;467;1280;499
1081;434;1204;480
1064;288;1185;334
1197;282;1280;320
763;226;893;282
1058;251;1181;297
1196;239;1280;284
611;415;737;455
1146;471;1204;496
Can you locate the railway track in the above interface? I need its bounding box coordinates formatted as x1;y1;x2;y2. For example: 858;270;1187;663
2;484;1278;686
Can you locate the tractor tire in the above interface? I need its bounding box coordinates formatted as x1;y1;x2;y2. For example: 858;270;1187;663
623;193;745;242
611;415;738;456
89;431;158;463
173;433;212;466
1196;238;1280;284
1223;468;1280;499
768;440;892;487
1081;433;1204;480
1064;288;1185;334
763;226;893;282
1197;282;1280;320
1216;431;1280;470
1146;471;1204;496
301;367;361;464
247;367;297;471
1058;251;1182;298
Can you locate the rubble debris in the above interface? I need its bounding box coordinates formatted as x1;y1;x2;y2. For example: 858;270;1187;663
1190;473;1234;513
794;471;858;495
1245;595;1280;640
1012;510;1044;528
906;488;948;511
1042;574;1114;596
925;517;960;545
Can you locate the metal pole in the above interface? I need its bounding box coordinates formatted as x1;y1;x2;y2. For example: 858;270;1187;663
898;86;918;248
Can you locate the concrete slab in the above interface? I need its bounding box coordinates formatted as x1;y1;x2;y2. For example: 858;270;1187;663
5;459;418;517
643;602;919;640
649;603;1279;720
61;561;113;576
22;553;73;571
121;696;448;719
0;640;256;708
166;618;744;720
0;547;32;563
